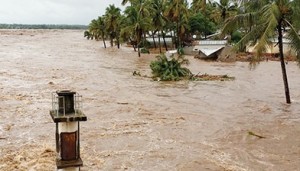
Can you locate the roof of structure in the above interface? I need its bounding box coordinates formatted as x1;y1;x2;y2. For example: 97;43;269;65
198;40;227;45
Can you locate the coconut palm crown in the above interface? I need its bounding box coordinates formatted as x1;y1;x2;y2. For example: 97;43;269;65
222;0;300;103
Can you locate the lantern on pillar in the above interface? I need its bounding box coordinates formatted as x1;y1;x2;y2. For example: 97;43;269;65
50;90;87;170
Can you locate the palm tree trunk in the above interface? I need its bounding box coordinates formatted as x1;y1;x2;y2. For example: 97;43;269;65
152;31;157;49
277;21;291;104
110;36;113;47
176;21;179;48
222;9;226;22
131;39;136;51
158;30;162;53
138;45;141;57
102;33;106;48
138;29;142;57
143;32;146;48
117;38;120;49
162;30;168;51
103;39;107;48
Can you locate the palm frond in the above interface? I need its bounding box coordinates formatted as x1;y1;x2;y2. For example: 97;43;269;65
255;3;279;56
285;19;300;63
150;54;191;81
232;24;262;50
222;11;257;35
291;0;300;30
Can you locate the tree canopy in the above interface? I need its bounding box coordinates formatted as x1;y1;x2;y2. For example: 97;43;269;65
222;0;300;103
85;0;300;103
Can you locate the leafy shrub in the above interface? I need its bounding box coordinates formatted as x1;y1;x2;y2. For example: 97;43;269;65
138;39;151;48
141;48;150;54
150;54;192;81
177;47;184;55
84;30;92;40
231;31;242;44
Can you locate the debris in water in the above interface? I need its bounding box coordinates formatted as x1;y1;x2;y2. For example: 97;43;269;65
248;131;266;139
117;102;129;105
191;73;235;81
132;70;141;76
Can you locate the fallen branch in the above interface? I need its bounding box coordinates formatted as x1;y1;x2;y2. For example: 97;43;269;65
117;102;129;105
248;131;266;139
191;73;235;81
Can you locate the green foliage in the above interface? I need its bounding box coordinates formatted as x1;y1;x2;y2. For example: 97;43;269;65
88;17;105;40
230;30;242;44
221;0;300;104
222;0;300;58
141;48;150;54
189;12;216;38
104;4;122;47
165;0;190;47
84;31;92;40
150;54;192;81
177;47;185;55
138;39;151;48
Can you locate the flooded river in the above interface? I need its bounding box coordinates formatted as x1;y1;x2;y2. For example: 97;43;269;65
0;30;300;171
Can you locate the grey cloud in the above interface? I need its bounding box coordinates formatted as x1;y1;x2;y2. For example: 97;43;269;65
0;0;124;25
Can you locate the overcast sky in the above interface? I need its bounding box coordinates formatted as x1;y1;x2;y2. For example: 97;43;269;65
0;0;200;25
0;0;125;25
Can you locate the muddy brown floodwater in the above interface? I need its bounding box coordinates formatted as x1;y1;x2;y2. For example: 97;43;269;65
0;29;300;171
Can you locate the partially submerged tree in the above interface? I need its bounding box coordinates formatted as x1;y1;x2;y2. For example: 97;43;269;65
150;54;192;81
222;0;300;103
121;0;152;57
104;5;122;47
165;0;190;48
84;30;93;40
88;17;107;48
149;0;167;53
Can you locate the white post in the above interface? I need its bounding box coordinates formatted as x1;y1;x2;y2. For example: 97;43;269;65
58;122;77;133
58;167;79;171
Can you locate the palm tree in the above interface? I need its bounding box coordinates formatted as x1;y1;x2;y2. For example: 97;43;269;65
88;17;107;48
211;0;237;24
150;54;192;81
121;5;139;51
191;0;207;14
122;0;133;5
222;0;300;104
122;0;152;57
115;15;127;49
150;0;167;53
84;30;93;40
104;5;121;47
165;0;189;48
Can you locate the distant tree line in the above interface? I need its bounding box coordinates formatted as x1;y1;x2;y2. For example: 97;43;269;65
0;24;88;30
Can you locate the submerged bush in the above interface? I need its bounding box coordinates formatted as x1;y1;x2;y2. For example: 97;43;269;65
150;54;192;81
138;39;151;48
141;48;150;54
